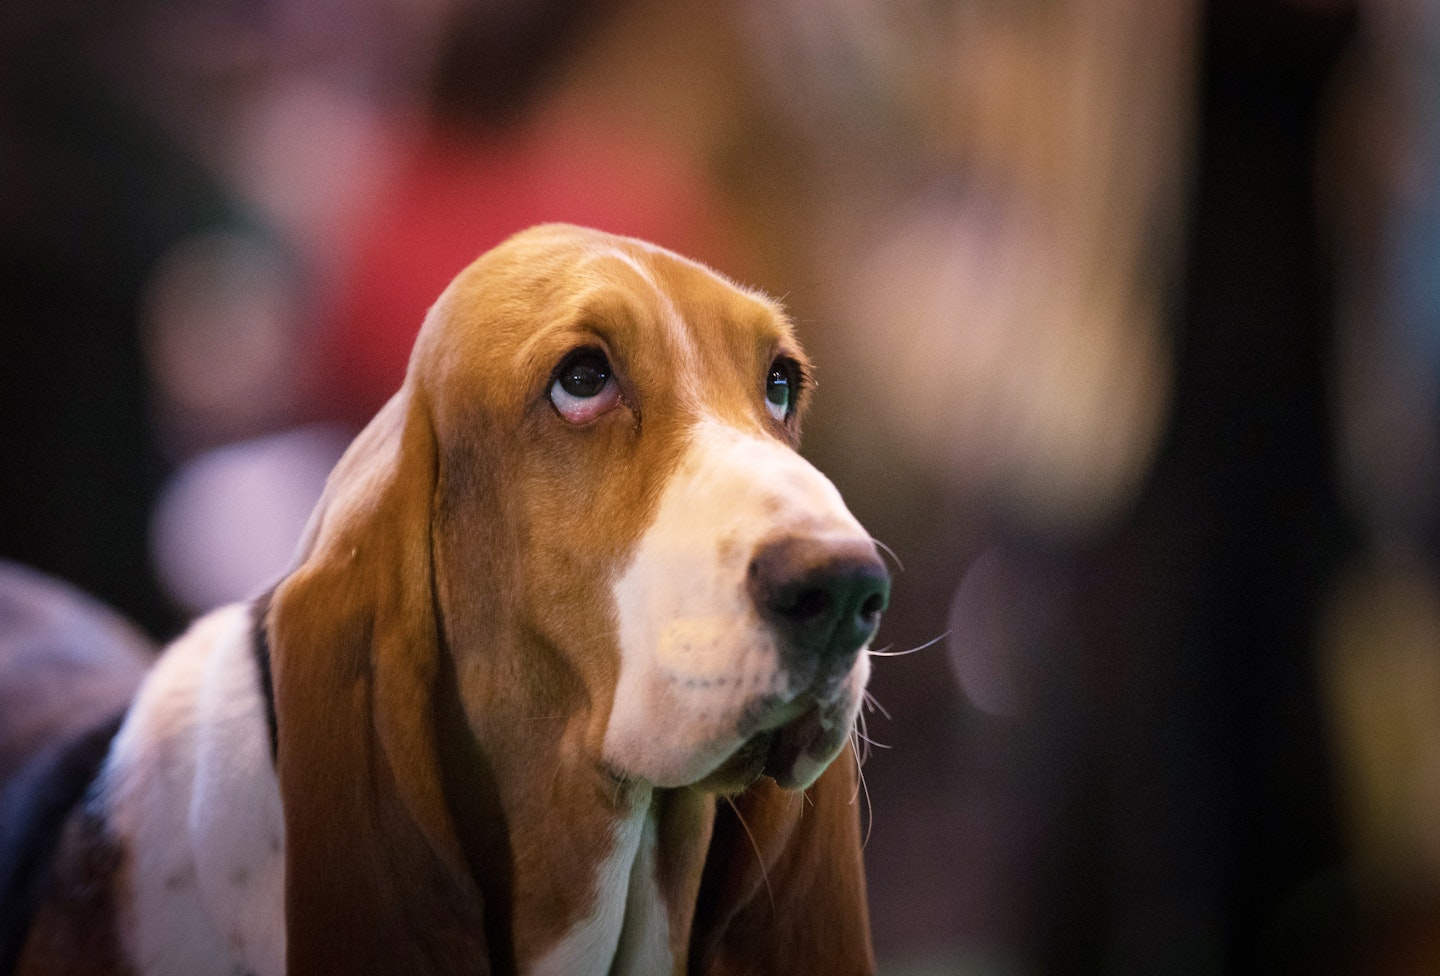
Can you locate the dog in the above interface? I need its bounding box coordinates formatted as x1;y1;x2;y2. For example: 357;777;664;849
5;224;890;975
0;559;155;976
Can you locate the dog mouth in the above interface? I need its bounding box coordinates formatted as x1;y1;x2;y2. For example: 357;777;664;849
759;702;832;789
704;697;845;792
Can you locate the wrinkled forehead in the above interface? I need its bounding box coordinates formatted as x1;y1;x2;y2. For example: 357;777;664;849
414;227;802;424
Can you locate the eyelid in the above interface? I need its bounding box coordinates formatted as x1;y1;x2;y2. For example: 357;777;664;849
549;344;608;382
545;341;636;425
777;354;806;392
763;355;799;424
550;364;620;423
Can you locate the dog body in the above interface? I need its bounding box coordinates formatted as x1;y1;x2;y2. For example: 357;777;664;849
9;225;887;975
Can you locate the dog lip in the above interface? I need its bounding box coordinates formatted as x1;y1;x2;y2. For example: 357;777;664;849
749;693;811;734
761;702;827;789
698;695;822;792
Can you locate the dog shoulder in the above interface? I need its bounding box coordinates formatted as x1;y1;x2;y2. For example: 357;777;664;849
19;603;283;976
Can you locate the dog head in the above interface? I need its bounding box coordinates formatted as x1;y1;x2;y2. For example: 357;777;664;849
399;223;888;792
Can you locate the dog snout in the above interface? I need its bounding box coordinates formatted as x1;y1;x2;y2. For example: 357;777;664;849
748;536;890;669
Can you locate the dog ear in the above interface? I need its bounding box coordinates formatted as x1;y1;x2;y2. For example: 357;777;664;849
268;389;489;975
689;750;875;975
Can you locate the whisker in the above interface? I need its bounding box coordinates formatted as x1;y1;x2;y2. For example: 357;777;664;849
549;753;565;804
849;737;875;850
725;796;774;912
868;630;951;657
870;537;905;573
853;727;892;752
862;690;893;721
848;734;865;803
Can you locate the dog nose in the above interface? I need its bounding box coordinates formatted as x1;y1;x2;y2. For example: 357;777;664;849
748;536;890;664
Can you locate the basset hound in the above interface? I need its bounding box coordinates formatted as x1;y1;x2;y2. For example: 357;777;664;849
6;224;890;975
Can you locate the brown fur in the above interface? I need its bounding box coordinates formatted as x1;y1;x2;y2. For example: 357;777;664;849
691;752;874;975
15;808;134;976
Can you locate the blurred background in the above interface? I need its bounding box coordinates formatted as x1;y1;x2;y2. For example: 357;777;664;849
3;0;1440;971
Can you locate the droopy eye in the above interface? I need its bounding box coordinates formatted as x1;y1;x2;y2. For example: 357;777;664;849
550;349;621;424
765;358;798;422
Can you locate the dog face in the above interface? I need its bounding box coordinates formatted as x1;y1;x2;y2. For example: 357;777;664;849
415;225;887;794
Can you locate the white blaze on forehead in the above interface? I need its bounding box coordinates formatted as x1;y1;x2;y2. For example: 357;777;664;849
605;418;870;787
583;244;701;382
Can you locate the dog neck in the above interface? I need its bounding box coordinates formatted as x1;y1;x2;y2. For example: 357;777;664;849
436;632;718;975
482;780;716;976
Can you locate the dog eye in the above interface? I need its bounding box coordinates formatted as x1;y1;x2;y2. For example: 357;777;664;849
765;359;797;421
550;349;621;423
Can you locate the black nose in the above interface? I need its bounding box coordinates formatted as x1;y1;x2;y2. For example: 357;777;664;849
748;536;890;665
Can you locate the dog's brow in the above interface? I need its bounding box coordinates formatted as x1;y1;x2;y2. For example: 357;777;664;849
588;246;703;387
593;246;656;288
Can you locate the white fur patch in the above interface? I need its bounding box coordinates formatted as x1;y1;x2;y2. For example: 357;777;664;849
103;604;284;976
605;418;872;788
609;807;672;974
588;244;700;381
527;792;671;976
189;610;286;976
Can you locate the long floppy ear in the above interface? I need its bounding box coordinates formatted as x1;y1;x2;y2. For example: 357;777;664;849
689;749;875;975
268;388;489;974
